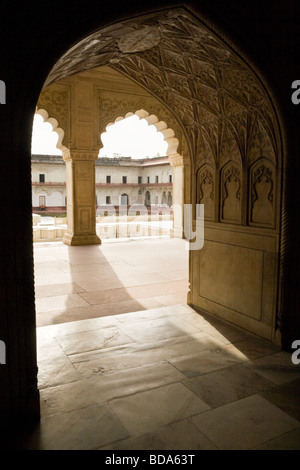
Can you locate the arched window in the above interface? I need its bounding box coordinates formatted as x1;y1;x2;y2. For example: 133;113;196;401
145;190;151;206
120;193;129;206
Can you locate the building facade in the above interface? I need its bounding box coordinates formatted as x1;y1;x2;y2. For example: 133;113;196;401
31;155;173;212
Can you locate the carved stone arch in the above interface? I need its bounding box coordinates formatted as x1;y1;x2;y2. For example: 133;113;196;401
36;83;70;147
34;108;69;154
220;160;242;224
100;108;180;158
196;163;215;221
249;156;276;228
97;92;190;161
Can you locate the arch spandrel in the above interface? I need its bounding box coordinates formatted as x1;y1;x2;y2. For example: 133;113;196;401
37;82;70;148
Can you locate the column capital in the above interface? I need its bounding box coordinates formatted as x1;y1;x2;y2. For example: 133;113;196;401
168;153;184;167
62;149;99;162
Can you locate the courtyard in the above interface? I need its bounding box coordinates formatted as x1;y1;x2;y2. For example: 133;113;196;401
14;238;300;449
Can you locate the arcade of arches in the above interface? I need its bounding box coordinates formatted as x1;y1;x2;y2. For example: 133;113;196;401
1;4;297;429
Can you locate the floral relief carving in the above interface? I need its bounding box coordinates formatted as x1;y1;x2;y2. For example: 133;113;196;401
197;165;214;220
251;164;273;205
221;163;241;223
38;85;69;134
250;161;275;227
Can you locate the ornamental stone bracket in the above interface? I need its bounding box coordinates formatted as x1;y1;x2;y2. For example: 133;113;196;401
168;153;184;167
62;149;99;162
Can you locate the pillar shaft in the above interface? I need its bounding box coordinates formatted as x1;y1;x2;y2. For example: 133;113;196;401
63;150;101;245
169;154;184;238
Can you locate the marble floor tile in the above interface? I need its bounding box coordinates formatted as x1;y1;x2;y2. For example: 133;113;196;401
199;321;251;344
21;403;129;450
191;394;300;450
169;343;249;378
252;351;300;384
69;275;124;292
114;305;178;323
37;313;120;339
100;418;217;450
40;361;185;417
117;272;171;288
34;275;74;287
73;332;225;378
63;263;113;274
259;378;300;421
36;305;119;327
153;293;189;307
175;310;218;329
35;293;90;313
124;280;188;300
118;315;202;344
183;363;273;408
227;337;281;360
252;427;300;450
68;330;221;364
38;356;81;389
35;282;85;299
160;269;189;282
55;326;135;355
109;382;210;435
89;296;165;314
79;287;134;305
36;336;67;362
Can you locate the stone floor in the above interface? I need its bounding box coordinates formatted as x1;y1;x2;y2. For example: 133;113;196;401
34;237;189;327
17;239;300;449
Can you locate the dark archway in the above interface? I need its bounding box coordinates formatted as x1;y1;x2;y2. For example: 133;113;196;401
145;190;151;207
1;1;298;431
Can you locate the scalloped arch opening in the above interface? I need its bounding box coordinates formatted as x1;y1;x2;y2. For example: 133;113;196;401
99;108;179;159
32;108;68;155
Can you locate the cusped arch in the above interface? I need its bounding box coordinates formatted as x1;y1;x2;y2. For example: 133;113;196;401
220;160;242;224
100;108;180;157
35;107;68;154
249;156;276;228
196;162;215;220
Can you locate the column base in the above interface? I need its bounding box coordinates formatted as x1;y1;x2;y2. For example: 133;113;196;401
63;233;101;246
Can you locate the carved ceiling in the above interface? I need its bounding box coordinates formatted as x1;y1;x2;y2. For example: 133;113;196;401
45;8;279;167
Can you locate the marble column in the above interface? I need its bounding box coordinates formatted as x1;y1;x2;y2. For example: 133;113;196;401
169;153;184;238
62;149;101;246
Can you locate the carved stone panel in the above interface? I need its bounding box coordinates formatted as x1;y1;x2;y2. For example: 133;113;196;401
220;162;241;224
249;159;275;228
37;83;70;145
196;164;214;220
